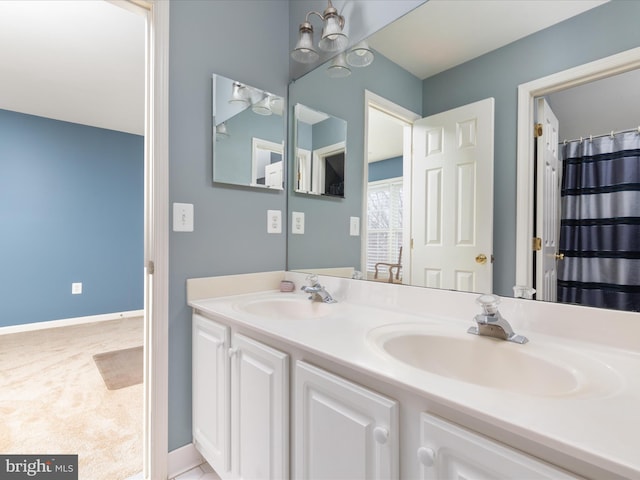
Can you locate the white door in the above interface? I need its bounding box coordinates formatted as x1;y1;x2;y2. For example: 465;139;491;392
230;333;289;480
418;413;581;479
411;98;494;292
264;161;283;188
192;314;230;475
535;98;561;301
296;148;312;192
294;361;399;480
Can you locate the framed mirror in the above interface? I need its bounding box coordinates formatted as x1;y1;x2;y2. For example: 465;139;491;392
212;73;285;190
294;104;347;197
287;0;640;312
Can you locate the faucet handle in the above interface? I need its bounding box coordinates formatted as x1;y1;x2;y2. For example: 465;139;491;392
476;294;500;315
513;285;536;299
305;274;319;285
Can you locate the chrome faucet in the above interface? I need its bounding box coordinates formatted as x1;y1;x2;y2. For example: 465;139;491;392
467;294;528;344
301;275;337;303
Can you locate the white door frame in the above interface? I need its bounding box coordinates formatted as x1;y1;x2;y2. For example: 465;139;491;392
363;91;420;278
124;0;170;478
515;46;640;291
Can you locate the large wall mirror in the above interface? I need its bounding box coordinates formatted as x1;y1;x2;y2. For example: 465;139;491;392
213;74;285;190
287;0;640;312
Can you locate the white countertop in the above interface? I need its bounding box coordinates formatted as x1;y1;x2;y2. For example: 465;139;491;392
188;272;640;479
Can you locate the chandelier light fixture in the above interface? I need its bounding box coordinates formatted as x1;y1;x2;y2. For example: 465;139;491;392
291;0;348;64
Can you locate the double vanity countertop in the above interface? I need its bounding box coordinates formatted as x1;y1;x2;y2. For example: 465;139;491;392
187;271;640;479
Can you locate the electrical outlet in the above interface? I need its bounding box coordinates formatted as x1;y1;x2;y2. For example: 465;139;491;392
173;203;194;232
292;211;305;234
267;210;282;234
72;282;82;295
350;216;360;236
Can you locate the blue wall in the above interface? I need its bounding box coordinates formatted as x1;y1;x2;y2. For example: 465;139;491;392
169;0;290;451
0;109;143;327
312;116;347;150
369;156;403;182
421;0;640;296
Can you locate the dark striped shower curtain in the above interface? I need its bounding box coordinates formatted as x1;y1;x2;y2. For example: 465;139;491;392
558;131;640;311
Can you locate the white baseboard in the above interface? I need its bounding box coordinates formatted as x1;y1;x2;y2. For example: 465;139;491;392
168;443;204;479
0;310;144;335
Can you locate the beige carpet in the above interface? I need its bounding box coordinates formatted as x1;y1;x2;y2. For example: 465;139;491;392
0;317;143;480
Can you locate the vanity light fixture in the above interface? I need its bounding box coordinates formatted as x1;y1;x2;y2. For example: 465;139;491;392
326;52;351;78
229;81;250;107
215;122;230;141
346;40;374;68
291;0;348;64
252;95;273;116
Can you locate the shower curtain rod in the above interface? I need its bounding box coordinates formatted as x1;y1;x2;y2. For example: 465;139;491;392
562;125;640;145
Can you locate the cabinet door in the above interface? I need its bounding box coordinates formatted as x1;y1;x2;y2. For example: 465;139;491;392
192;314;230;475
294;361;399;480
230;333;289;480
418;413;582;479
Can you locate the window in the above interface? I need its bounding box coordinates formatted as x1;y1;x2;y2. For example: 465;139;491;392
367;178;403;278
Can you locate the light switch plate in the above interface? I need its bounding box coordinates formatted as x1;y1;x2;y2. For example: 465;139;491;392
173;203;194;232
292;211;305;235
267;210;282;234
350;216;360;236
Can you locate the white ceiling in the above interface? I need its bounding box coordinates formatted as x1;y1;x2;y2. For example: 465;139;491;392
367;0;610;162
0;0;617;143
547;69;640;142
369;0;608;80
0;0;145;135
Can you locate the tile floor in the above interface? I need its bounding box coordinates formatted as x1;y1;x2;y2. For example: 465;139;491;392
127;461;219;480
171;462;219;480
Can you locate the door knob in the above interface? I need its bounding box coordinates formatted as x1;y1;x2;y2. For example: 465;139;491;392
555;253;565;260
475;253;487;265
373;426;389;444
417;446;436;466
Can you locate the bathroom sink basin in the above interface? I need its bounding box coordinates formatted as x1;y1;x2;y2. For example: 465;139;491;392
234;295;336;320
368;323;620;397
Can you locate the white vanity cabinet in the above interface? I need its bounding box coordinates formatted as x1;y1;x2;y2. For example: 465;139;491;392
294;361;399;479
192;313;289;480
417;413;582;479
193;313;229;473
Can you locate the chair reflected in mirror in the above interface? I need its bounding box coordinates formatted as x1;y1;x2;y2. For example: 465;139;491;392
374;246;402;283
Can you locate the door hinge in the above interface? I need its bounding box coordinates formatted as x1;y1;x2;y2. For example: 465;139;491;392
147;260;155;275
532;237;542;251
410;238;414;249
534;123;543;138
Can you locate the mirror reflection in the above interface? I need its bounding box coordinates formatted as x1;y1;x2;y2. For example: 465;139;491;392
287;0;640;312
294;104;347;197
212;74;285;189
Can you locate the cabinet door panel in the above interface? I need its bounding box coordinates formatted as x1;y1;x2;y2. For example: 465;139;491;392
231;333;289;480
419;413;582;479
295;361;398;480
192;314;230;474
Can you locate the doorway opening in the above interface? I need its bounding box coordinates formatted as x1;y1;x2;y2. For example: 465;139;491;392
515;46;640;305
363;91;419;282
